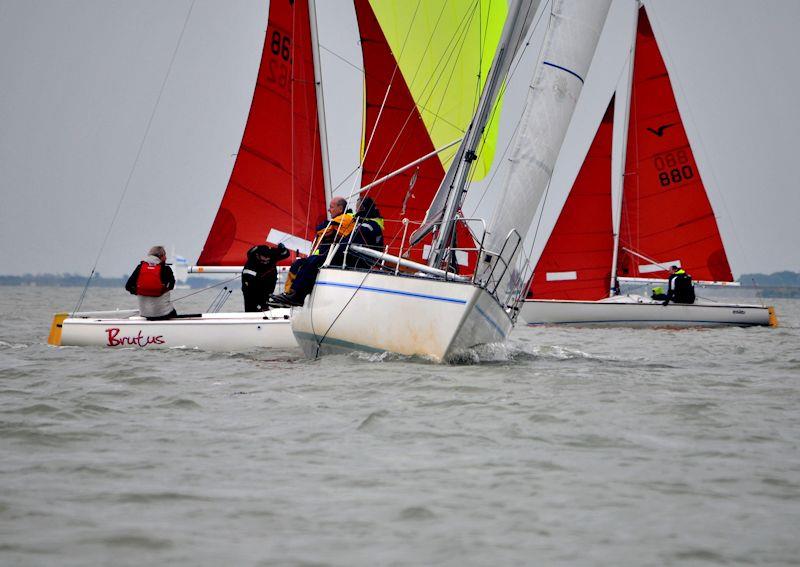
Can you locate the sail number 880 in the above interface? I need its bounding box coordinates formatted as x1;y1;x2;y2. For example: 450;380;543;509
653;150;694;187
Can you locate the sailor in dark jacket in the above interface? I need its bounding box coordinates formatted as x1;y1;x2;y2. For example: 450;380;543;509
348;196;385;269
663;265;695;305
242;243;289;311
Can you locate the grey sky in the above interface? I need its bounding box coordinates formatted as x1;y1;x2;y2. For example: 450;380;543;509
1;0;798;278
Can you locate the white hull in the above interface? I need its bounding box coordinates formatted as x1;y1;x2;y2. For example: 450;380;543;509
50;310;298;351
291;268;513;362
520;296;776;328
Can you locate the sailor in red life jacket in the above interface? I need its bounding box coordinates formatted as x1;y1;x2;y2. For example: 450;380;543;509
125;245;177;320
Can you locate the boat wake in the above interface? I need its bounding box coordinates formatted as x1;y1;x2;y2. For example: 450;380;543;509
0;340;29;350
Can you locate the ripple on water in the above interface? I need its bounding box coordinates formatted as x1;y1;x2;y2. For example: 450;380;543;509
154;398;202;410
2;403;61;415
0;340;29;350
398;506;436;521
113;491;211;504
78;533;174;550
672;548;727;563
357;409;389;431
0;426;108;447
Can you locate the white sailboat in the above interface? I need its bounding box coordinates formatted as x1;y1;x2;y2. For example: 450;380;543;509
520;2;776;328
291;0;613;361
49;0;331;350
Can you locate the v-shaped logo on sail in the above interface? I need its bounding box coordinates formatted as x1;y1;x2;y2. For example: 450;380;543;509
647;123;676;137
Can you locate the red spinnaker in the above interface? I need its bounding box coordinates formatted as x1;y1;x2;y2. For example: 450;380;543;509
530;100;615;300
198;0;327;266
617;7;732;281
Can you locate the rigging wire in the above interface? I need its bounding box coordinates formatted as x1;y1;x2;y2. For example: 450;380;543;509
170;274;241;304
346;0;486;275
290;4;298;243
461;0;541;196
72;0;197;316
363;6;478;214
359;1;481;211
319;44;364;73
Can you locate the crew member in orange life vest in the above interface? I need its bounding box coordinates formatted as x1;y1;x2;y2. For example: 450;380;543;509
270;196;354;306
125;245;177;320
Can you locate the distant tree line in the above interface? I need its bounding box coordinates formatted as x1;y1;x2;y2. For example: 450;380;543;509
739;271;800;287
738;271;800;298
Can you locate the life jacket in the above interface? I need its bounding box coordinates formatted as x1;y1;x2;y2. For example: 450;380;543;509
312;213;355;255
356;217;385;249
136;261;165;297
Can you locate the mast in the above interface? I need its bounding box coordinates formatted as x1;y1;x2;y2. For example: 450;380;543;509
608;0;641;296
308;0;332;203
416;0;539;268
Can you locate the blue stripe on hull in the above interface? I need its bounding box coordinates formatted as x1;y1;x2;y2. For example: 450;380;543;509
474;304;507;338
316;280;467;304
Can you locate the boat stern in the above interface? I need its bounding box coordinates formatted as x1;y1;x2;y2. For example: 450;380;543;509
47;312;69;346
769;306;778;327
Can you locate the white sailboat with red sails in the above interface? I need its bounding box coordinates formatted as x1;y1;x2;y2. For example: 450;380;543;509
520;2;776;328
49;0;330;350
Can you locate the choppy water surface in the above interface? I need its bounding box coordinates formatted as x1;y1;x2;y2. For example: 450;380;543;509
1;286;799;566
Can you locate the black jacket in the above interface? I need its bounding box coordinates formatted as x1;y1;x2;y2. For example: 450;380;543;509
242;244;289;288
666;271;695;304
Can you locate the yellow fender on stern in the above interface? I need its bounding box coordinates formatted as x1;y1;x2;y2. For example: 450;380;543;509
48;312;68;346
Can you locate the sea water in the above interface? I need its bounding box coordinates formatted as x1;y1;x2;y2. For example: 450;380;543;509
1;286;799;566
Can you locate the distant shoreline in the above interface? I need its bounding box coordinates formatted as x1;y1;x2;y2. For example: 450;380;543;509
2;272;799;298
0;274;223;290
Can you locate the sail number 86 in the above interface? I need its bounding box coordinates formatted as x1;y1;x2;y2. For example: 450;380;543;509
653;150;694;187
270;31;291;62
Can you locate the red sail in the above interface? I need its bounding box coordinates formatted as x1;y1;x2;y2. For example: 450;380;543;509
352;0;445;263
530;100;615;300
617;7;732;281
198;0;327;266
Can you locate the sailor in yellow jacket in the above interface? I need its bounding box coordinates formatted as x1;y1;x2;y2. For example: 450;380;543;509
271;197;354;306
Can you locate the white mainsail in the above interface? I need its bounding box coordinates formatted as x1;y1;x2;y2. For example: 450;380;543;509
479;0;612;293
